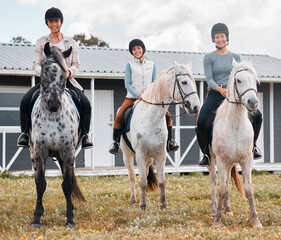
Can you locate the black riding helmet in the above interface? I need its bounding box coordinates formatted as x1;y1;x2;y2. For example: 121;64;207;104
45;7;63;25
211;23;229;42
129;39;146;55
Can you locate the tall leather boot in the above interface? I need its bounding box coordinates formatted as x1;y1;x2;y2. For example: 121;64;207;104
17;111;29;148
81;113;94;149
252;119;262;160
167;126;179;152
109;128;122;155
195;127;210;166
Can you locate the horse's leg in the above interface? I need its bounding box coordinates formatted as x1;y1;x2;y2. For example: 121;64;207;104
208;154;217;217
61;154;76;227
136;151;148;210
240;160;262;228
123;153;137;204
155;152;167;209
31;156;47;228
213;160;228;228
223;169;233;216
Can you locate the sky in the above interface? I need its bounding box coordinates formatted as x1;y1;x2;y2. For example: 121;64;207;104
1;0;281;59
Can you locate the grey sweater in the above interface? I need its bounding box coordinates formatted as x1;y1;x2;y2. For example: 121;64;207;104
203;51;241;90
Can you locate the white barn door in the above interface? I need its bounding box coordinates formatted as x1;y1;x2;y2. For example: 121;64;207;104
84;89;114;167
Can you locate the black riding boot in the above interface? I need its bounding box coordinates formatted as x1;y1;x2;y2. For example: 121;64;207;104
81;113;94;149
167;126;179;152
17;111;29;148
109;128;122;155
195;127;210;166
252;120;262;160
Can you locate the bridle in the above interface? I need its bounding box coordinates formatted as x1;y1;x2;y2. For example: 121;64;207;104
141;72;197;108
226;68;257;106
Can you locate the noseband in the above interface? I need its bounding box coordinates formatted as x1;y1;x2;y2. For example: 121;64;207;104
141;72;197;108
226;69;257;106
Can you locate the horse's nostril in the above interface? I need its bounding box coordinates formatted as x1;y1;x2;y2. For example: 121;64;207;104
194;106;198;112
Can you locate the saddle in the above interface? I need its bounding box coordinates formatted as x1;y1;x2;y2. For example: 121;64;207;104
121;105;135;153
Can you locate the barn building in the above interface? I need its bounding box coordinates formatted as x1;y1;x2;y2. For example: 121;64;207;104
0;43;281;173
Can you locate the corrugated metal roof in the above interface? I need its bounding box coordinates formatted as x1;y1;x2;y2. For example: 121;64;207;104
1;42;281;81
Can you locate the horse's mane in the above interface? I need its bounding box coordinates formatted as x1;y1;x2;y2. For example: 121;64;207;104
216;61;258;119
141;64;195;103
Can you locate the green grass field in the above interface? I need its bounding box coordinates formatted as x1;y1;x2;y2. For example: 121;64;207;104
0;171;280;239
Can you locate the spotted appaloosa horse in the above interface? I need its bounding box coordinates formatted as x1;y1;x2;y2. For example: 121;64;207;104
29;43;85;228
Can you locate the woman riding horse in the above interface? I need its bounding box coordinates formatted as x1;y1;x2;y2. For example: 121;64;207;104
109;39;179;154
17;7;93;149
196;23;263;166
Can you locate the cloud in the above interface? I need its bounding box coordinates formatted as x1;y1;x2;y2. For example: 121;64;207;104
15;0;281;58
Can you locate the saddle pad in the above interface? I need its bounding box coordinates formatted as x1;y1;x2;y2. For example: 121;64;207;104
122;105;134;133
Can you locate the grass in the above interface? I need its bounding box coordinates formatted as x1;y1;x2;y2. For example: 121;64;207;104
0;172;280;239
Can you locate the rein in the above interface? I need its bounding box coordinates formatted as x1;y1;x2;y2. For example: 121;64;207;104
225;68;257;106
140;73;197;108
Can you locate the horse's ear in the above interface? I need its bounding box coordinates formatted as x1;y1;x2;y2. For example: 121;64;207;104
44;42;51;56
248;57;254;66
186;61;192;70
173;60;181;72
63;46;72;58
232;58;238;68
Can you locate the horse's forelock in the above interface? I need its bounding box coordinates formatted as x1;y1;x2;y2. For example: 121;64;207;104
50;46;68;72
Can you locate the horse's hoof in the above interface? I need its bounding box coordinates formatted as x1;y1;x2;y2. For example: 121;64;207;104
130;198;137;205
65;221;75;228
225;211;233;216
140;204;146;210
253;220;262;228
212;221;223;228
253;223;262;228
160;203;167;210
30;223;42;228
210;209;216;217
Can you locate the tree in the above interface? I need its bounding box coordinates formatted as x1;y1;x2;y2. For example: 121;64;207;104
11;36;31;44
73;33;109;47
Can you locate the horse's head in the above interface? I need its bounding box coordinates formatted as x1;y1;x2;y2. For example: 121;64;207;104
172;61;200;114
227;59;259;112
40;42;72;112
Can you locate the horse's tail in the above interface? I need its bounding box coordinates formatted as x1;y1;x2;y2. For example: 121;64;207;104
231;164;245;197
146;164;158;192
71;168;86;202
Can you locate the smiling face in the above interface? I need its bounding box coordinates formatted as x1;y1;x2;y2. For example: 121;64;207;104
47;19;63;34
213;33;227;49
132;45;143;59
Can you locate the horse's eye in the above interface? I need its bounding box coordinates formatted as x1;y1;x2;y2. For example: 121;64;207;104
237;79;241;83
181;80;187;85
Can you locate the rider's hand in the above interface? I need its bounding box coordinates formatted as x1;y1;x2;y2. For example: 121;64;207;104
137;94;142;100
65;70;71;79
216;86;227;97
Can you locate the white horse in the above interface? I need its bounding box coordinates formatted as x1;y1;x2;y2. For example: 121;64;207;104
120;61;201;210
209;59;262;228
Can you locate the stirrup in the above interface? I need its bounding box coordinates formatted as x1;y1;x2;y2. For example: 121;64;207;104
109;142;119;155
17;132;29;148
82;135;94;149
167;139;179;152
253;146;262;160
199;154;210;166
